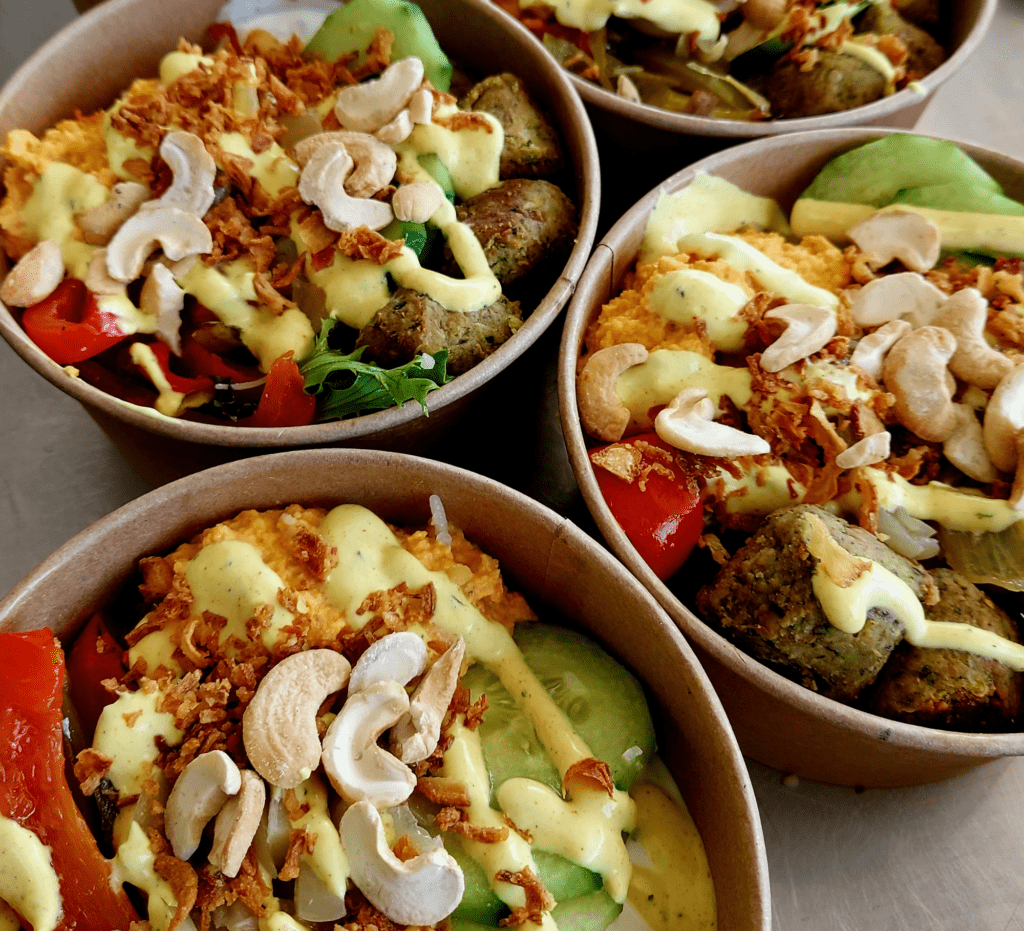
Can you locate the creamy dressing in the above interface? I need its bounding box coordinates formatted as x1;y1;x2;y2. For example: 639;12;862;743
804;512;1024;668
0;815;62;931
178;259;315;370
521;0;720;39
839;39;897;91
647;269;751;352
442;721;558;930
848;468;1024;534
626;783;716;931
616;349;753;430
674;232;840;310
289;775;350;897
20;162;108;277
791;200;1024;256
217;132;300;198
111;822;186;931
641;174;791;265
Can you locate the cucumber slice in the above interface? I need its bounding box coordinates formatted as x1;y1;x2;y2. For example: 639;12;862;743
417;152;455;203
381;218;432;257
463;622;656;799
534;849;602;901
303;0;452;91
448;835;511;925
551;891;623;931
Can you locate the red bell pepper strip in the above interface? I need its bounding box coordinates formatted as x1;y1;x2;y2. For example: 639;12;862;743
66;613;125;741
0;628;139;930
238;351;317;428
127;340;215;396
591;433;704;581
20;278;127;365
180;333;261;383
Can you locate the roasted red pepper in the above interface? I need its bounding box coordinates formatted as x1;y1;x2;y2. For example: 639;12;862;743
239;351;317;428
66;613;125;740
128;340;215;396
0;628;138;930
591;433;704;580
180;333;261;382
21;278;127;365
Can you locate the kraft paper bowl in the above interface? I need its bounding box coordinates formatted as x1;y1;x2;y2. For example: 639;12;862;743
559;127;1024;788
0;449;770;931
0;0;599;485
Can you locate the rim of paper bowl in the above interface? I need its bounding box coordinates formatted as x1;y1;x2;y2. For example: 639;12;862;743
561;0;997;139
558;126;1024;787
0;448;771;931
0;0;600;451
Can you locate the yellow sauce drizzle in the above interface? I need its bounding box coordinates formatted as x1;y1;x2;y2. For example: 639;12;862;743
0;815;62;931
804;512;1024;668
521;0;720;39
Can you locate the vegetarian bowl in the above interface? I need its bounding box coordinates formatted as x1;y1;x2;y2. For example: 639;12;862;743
495;0;995;145
0;0;599;485
0;448;770;931
559;127;1024;787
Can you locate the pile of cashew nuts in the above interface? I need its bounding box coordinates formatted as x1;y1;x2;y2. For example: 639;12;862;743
578;208;1024;508
162;632;467;926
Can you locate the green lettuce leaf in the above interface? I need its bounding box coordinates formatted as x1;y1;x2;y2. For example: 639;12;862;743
301;319;450;420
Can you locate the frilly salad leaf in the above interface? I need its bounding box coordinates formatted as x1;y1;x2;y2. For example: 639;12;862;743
301;319;450;420
797;134;1024;214
302;0;452;90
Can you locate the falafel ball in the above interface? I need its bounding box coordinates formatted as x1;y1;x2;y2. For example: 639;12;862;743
697;504;936;701
756;51;887;118
863;569;1023;731
355;288;522;376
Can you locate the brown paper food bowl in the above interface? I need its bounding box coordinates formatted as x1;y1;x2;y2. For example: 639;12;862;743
0;448;770;931
554;0;995;150
0;0;599;486
558;126;1024;788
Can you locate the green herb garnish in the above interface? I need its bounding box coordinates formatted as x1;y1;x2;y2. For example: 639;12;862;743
301;319;450;420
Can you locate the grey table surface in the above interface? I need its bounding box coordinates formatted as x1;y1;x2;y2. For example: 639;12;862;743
3;2;1024;929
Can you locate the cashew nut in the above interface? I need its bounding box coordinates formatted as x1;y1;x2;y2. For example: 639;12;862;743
655;387;771;457
348;631;427;695
759;303;837;373
391;638;466;764
881;325;958;443
392;182;445;223
376;109;415;145
983;363;1024;474
165;750;242;861
209;769;266;878
321;680;415;808
340;800;464;926
105;206;213;282
142;131;217;218
849;319;912;382
298;143;394;232
848;209;941;273
334;57;425;134
78;181;150;245
84;249;127;295
847;271;946;328
834;431;891;469
932;288;1015;390
0;240;64;307
140;263;185;355
242;649;352;789
577;343;649;442
293;131;398;199
944;403;999;483
407;87;434;124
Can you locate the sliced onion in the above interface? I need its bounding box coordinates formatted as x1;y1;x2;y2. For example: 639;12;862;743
876;506;940;560
295;860;346;922
938;521;1024;591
